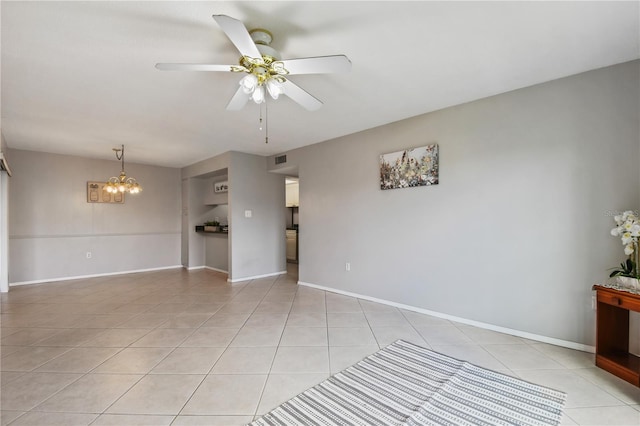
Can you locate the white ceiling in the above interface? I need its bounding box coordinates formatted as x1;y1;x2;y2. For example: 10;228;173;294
2;1;638;168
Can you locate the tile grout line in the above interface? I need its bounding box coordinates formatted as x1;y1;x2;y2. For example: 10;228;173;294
325;290;331;376
251;272;298;421
170;273;285;422
399;308;433;349
20;271;223;423
97;277;215;422
77;298;190;420
6;267;640;425
170;302;257;421
358;299;382;352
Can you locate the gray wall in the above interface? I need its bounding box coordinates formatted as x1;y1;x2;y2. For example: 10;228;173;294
229;152;286;281
180;151;284;280
194;181;228;271
269;60;640;347
186;177;209;269
182;152;230;180
181;178;189;267
205;234;228;272
181;153;230;268
8;149;181;283
182;153;230;270
204;176;229;207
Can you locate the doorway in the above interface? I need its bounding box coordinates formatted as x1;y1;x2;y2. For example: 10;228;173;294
285;177;299;264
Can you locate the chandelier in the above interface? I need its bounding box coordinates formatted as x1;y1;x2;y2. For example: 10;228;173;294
104;145;142;194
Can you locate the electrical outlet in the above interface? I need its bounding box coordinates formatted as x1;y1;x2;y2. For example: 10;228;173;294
245;210;252;218
345;262;350;271
86;252;92;259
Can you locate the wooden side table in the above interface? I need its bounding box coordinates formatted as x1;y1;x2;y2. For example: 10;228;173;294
592;284;640;386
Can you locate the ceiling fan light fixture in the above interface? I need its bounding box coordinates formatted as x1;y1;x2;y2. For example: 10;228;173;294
266;78;283;99
252;85;265;104
240;69;284;104
240;74;258;94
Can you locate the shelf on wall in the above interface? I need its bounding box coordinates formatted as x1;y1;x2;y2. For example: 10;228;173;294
195;225;228;235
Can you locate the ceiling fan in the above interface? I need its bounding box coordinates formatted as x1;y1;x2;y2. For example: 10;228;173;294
156;15;352;111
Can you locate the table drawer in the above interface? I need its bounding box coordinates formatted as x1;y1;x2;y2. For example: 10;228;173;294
598;292;640;312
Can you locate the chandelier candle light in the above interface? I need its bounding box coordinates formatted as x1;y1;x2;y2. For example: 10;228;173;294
104;145;142;194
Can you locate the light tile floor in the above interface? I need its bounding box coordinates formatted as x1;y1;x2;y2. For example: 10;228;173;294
1;266;639;426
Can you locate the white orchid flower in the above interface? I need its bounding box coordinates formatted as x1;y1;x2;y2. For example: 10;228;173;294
625;243;635;255
612;212;640;259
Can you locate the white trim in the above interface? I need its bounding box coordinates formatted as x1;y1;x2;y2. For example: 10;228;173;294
204;266;229;274
228;270;287;283
10;265;184;286
298;281;595;354
186;266;205;271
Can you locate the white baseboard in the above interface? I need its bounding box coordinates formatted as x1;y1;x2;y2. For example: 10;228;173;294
228;270;287;283
186;266;205;271
204;266;228;274
188;266;229;275
298;281;596;354
10;265;184;287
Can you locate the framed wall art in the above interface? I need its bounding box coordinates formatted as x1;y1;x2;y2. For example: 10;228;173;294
87;181;125;203
214;181;229;193
379;144;439;190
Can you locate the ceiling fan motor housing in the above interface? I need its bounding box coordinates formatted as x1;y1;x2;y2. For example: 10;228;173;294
249;29;280;61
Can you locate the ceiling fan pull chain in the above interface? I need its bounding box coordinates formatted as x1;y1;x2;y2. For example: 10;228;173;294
259;102;263;131
265;99;269;144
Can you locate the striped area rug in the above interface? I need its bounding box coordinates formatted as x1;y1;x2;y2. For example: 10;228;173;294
250;340;566;426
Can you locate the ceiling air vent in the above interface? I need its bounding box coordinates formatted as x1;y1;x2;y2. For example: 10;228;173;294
275;155;287;165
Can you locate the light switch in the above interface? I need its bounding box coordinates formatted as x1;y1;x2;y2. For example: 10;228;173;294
245;210;252;218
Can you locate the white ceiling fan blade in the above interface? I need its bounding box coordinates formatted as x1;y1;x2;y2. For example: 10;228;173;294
280;55;352;75
155;63;236;72
281;80;323;111
212;15;261;59
226;85;250;110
